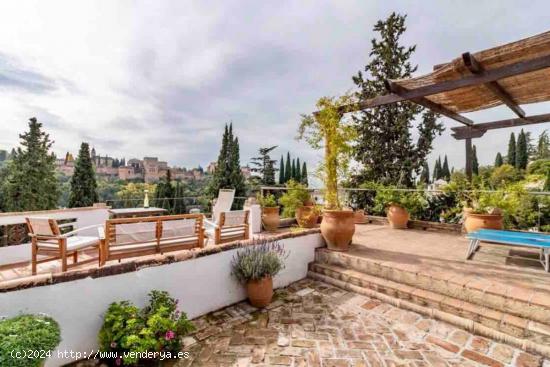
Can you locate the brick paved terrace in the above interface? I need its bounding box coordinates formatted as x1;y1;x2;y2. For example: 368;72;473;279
170;278;548;367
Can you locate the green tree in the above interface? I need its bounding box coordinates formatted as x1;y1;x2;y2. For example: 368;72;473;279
155;170;175;211
250;146;277;185
291;159;296;181
351;13;443;187
419;161;430;185
472;145;479;175
544;169;550;191
68;142;98;207
172;180;186;214
442;155;450;181
207;124;232;197
494;152;504;167
284;152;291;183
433;157;441;181
301;162;308;186
507;132;516;166
1;118;59;211
295;157;301;182
516;129;528;169
229;136;246;198
278;155;285;184
536;130;549;159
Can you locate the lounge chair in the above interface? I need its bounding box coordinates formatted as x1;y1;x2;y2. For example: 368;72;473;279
204;210;250;245
26;217;101;274
99;214;204;265
211;189;235;223
466;229;550;271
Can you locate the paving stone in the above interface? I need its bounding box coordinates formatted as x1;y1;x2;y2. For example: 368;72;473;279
267;355;292;365
461;349;504;367
490;343;515;364
470;336;492;353
515;352;543;367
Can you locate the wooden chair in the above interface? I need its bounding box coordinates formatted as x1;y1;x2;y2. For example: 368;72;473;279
26;217;101;275
205;210;249;245
99;214;204;266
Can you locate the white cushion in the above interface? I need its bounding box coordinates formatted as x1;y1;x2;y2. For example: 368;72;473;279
109;241;158;253
66;236;99;250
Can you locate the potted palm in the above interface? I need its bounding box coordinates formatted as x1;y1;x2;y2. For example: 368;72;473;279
299;95;356;251
231;239;289;307
257;193;280;231
279;179;319;228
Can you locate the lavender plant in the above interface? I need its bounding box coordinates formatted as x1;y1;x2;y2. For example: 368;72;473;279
231;239;289;283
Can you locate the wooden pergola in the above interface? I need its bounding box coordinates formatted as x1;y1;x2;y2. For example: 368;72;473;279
337;30;550;179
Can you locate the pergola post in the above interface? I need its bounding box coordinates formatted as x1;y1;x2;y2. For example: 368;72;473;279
465;138;473;181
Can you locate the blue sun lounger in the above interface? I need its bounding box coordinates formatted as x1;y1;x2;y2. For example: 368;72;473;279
466;229;550;272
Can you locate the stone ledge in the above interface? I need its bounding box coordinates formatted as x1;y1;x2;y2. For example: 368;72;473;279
365;215;463;233
0;228;321;293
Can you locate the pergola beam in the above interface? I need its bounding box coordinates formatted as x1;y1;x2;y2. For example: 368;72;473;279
384;81;474;126
337;53;550;113
462;52;526;118
451;112;550;139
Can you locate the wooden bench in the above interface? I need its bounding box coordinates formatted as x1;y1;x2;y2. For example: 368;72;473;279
205;210;249;245
99;214;204;265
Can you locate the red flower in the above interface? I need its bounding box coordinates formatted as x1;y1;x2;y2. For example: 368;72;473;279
165;330;176;340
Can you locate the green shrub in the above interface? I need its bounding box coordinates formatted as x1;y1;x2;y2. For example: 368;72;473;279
98;290;194;365
256;193;278;208
0;314;61;367
279;180;311;218
231;239;289;283
373;187;427;219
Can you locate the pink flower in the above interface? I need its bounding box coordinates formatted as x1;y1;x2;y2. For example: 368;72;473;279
115;357;122;366
165;330;176;340
110;341;117;348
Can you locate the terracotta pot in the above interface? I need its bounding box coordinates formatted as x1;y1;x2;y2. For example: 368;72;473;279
464;213;503;233
295;205;319;228
354;209;366;224
320;210;355;251
387;204;409;229
246;276;273;308
262;206;280;231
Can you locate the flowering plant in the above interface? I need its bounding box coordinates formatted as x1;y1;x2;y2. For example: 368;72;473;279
98;290;194;365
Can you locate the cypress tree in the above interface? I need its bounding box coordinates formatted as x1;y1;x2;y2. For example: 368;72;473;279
301;162;308;186
207;124;230;197
284;152;291;183
544;169;550;191
494;152;503;167
419;161;430;184
351;13;443;187
433;157;441;181
229;136;246;198
442;155;450;180
516;129;528;169
69;142;98;207
278;155;285;184
291;159;296;181
472;145;479;175
507;132;516;166
2;117;59;211
295;157;301;182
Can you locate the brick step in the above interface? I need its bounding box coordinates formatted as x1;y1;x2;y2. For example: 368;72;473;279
308;262;550;350
314;248;550;327
308;263;550;357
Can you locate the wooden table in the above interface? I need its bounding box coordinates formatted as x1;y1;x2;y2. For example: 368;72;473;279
108;207;168;219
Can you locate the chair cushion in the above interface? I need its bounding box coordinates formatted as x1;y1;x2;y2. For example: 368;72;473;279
66;236;99;250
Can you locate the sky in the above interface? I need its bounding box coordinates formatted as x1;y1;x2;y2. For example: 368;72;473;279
0;1;549;178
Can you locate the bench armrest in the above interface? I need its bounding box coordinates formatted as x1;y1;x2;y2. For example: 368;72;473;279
60;224;102;238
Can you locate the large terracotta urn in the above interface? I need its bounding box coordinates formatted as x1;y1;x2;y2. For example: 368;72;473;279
387;204;409;229
246;276;273;308
295;206;319;228
262;207;280;232
464;213;503;233
320;210;355;251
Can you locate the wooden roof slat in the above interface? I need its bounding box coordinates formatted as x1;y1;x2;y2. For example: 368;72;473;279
451;113;550;139
384;80;474;126
462;52;525;118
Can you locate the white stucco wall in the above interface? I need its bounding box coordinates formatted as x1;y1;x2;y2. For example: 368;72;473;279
0;207;110;266
0;232;323;367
